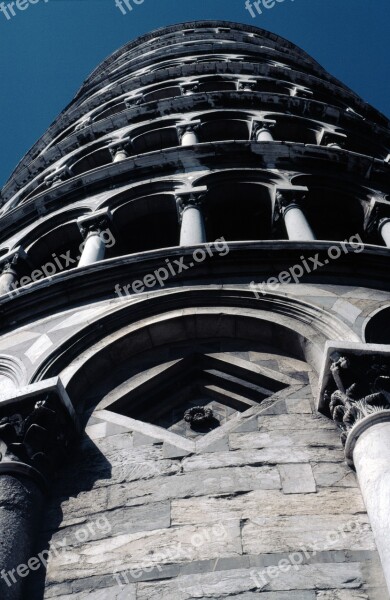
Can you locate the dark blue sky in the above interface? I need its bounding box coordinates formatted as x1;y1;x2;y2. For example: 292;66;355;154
1;0;389;188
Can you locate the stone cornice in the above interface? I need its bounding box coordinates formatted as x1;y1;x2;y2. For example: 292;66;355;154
0;242;388;338
2;141;389;239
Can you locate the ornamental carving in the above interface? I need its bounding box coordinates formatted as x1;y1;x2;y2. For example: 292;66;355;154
79;216;111;239
184;406;214;429
0;393;77;482
1;251;24;275
324;353;390;445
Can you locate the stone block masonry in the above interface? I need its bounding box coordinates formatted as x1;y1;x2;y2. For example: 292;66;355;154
39;380;387;599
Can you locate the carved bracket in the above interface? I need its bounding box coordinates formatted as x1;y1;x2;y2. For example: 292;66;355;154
318;342;390;447
0;378;79;489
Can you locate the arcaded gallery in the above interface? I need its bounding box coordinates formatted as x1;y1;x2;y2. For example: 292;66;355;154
0;21;390;600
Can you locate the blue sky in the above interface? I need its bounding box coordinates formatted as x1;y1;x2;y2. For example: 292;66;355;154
1;0;389;189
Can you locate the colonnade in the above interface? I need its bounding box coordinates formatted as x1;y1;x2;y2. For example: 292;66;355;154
1;189;389;295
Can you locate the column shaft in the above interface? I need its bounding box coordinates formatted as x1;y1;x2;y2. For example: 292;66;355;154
180;206;206;245
0;271;17;296
78;232;105;267
379;219;390;248
283;205;316;241
257;128;274;142
181;131;198;146
112;150;128;163
0;475;44;600
352;421;390;593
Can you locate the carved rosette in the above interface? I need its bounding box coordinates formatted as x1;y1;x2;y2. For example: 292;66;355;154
0;390;78;488
323;352;390;445
184;406;214;428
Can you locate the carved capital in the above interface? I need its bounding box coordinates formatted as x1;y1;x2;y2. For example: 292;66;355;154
77;209;113;239
176;120;201;140
0;247;27;276
180;82;200;95
175;186;207;219
0;378;79;489
251;119;276;140
275;188;306;214
239;80;257;91
318;343;390;449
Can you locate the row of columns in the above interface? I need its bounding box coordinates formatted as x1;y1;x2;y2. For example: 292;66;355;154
101;120;346;156
179;79;314;98
1;194;389;296
0;211;113;295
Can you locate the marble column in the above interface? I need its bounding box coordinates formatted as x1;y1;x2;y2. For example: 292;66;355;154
379;218;390;248
252;121;275;142
256;126;274;142
277;191;315;241
180;126;199;147
77;211;112;267
0;379;78;600
112;148;128;163
0;474;44;600
177;190;207;246
0;249;26;297
346;415;390;593
320;344;390;595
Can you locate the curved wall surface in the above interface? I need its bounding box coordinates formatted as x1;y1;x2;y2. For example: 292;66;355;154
0;21;389;600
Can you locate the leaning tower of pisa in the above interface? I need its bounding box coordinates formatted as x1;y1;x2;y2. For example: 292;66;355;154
0;20;390;600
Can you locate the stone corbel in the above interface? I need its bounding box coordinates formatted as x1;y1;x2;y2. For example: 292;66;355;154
319;344;390;450
0;377;80;490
